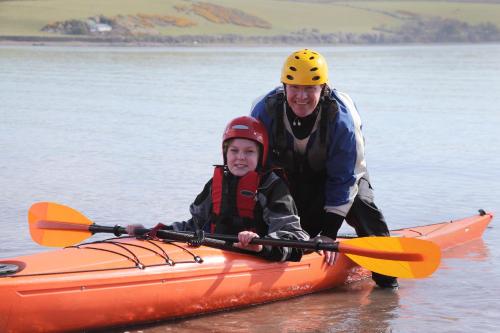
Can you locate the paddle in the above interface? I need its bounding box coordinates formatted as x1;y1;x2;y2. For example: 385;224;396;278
28;202;441;278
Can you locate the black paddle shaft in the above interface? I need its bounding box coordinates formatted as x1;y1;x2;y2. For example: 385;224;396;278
88;224;340;252
207;232;340;252
88;225;244;250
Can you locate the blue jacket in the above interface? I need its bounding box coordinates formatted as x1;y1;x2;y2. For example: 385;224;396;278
250;86;367;217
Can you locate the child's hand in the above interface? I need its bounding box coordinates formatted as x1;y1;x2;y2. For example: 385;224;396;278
126;224;145;236
234;231;263;252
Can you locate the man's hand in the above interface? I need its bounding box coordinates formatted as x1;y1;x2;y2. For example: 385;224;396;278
322;250;338;266
313;235;338;266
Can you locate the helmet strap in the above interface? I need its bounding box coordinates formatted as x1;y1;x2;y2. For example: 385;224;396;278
320;84;329;102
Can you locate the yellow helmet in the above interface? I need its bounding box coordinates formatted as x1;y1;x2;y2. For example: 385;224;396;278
280;49;328;85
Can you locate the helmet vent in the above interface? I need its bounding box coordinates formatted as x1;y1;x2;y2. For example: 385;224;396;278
232;124;249;130
309;56;315;60
287;75;294;80
295;56;300;59
289;66;297;71
312;76;320;81
310;67;318;72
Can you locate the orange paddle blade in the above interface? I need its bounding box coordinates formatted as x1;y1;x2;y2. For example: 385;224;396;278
341;237;441;278
28;202;93;247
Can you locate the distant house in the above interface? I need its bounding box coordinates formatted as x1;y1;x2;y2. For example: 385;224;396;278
87;20;112;33
96;23;112;33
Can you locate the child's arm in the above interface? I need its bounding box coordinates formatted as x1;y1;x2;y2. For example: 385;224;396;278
259;176;309;262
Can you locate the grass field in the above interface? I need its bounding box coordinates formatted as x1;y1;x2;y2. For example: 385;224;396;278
1;0;500;37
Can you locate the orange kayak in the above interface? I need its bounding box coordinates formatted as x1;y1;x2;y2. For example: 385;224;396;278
0;211;492;333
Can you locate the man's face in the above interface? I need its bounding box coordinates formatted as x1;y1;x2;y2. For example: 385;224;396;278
285;84;323;118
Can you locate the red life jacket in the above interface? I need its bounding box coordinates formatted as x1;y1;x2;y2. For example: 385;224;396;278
211;166;260;233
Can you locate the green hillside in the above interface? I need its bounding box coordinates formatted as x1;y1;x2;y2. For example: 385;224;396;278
1;0;500;44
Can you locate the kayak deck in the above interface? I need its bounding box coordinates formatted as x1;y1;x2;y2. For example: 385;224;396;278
0;211;493;333
392;212;492;248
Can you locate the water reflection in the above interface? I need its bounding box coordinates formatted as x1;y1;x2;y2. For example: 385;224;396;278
441;238;489;261
321;283;400;333
101;238;493;333
103;280;400;333
436;238;489;272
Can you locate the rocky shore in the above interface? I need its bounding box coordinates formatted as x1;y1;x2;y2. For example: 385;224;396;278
2;16;499;46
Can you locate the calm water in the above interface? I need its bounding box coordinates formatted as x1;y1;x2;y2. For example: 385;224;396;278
1;44;499;332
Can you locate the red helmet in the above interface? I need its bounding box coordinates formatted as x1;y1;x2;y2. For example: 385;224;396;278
222;116;269;168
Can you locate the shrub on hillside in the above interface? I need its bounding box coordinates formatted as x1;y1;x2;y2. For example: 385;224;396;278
192;2;271;28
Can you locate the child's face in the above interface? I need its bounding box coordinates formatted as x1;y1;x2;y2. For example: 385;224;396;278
226;138;259;177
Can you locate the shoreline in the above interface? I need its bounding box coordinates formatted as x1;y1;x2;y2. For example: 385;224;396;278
1;35;500;48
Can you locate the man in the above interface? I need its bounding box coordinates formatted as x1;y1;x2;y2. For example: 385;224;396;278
250;48;398;289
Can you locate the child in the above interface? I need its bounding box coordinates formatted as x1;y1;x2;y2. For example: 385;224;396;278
129;116;308;262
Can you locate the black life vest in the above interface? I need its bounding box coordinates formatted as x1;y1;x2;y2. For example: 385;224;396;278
210;166;262;234
264;87;340;215
264;86;339;174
